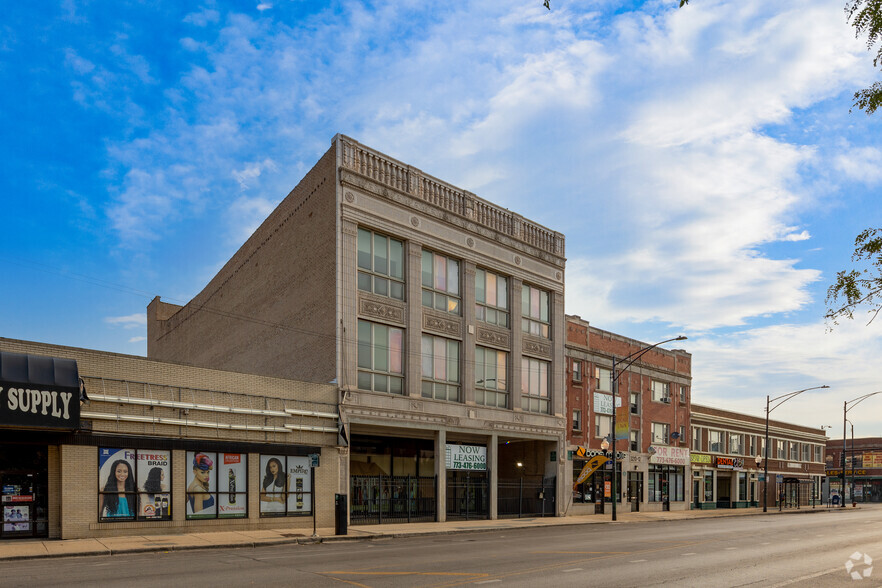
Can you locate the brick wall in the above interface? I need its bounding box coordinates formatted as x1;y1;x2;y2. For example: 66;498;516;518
147;143;339;384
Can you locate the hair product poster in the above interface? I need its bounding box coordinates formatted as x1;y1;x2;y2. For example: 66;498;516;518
98;448;137;520
259;454;287;515
186;451;217;519
136;450;171;520
287;456;312;514
216;453;247;518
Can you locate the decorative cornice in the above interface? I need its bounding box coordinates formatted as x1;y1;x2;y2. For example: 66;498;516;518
476;326;510;349
358;295;405;325
422;312;462;338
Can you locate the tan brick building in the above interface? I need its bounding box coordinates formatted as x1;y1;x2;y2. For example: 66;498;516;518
0;338;339;540
147;135;568;522
565;316;692;514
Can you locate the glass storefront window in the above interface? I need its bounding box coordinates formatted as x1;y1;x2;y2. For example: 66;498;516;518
259;455;312;517
186;451;248;519
98;448;172;522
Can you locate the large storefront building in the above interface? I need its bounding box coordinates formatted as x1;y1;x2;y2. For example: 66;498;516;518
691;405;826;509
0;339;339;540
825;437;882;504
565;317;693;514
147;135;568;523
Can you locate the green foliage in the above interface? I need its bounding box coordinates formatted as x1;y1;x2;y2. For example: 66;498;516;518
826;229;882;326
847;1;882;113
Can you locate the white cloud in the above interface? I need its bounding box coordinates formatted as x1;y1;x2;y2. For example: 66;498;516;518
105;313;147;329
233;159;277;190
688;320;882;436
835;146;882;184
183;8;221;27
257;3;272;11
128;336;147;343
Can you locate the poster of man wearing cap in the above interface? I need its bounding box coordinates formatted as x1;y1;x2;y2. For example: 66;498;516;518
186;451;217;519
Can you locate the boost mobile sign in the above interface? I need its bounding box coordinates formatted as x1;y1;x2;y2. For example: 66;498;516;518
0;352;80;431
446;444;487;471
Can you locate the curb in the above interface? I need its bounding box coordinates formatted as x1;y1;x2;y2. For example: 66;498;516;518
0;507;839;561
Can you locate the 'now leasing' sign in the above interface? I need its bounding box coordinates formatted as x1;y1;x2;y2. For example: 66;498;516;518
446;444;487;471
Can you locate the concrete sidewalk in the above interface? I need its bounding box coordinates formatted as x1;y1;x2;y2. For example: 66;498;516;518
0;504;845;561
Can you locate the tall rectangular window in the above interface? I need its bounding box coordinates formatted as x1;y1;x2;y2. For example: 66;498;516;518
652;423;670;445
572;359;582;382
475;268;509;328
789;442;799;461
651;380;670;402
475;346;508;408
630;392;640;415
729;434;743;455
630;429;640;452
421;334;460;401
521;284;550;338
679;385;688;403
709;430;723;453
596;367;611;392
357;228;404;300
814;445;822;463
692;427;702;451
521;357;550;414
802;444;810;462
595;414;612;439
572;409;582;432
422;250;460;315
357;320;404;394
776;440;785;459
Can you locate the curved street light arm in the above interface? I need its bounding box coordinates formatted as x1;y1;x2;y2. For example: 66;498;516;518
767;385;830;414
845;390;882;413
611;336;687;382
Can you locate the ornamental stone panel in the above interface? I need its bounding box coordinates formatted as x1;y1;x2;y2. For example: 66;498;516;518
522;336;552;358
476;326;511;350
358;294;406;325
422;311;462;338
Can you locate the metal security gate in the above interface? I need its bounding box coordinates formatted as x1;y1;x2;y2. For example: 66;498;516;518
350;475;437;524
498;476;556;518
446;471;489;520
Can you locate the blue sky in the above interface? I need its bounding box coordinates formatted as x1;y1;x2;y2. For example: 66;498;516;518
3;0;881;437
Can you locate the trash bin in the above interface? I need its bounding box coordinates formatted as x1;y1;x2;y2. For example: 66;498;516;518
832;495;840;506
335;493;348;536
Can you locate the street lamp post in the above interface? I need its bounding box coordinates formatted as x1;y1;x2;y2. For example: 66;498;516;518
846;419;855;506
609;335;687;522
842;392;882;508
764;385;830;513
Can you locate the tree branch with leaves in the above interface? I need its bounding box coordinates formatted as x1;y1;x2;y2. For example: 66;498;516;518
826;229;882;326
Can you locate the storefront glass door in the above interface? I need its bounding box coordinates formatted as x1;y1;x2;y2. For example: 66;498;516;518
1;471;47;538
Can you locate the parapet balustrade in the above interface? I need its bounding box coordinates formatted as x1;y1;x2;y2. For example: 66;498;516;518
340;136;564;257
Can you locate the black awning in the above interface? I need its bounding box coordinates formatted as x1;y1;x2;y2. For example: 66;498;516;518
0;351;81;430
0;351;79;388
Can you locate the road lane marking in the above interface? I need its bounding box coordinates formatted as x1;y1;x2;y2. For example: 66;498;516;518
475;581;500;585
562;569;583;573
724;547;737;550
629;559;647;563
682;553;697;556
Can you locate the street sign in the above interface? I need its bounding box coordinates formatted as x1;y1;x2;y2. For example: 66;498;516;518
309;453;320;468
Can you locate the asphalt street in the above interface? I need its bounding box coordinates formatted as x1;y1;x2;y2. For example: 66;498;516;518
3;508;880;587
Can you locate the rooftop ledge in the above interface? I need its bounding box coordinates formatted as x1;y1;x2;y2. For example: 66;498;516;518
338;134;565;260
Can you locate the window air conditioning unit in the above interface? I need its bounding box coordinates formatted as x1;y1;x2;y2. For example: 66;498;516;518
661;397;670;404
